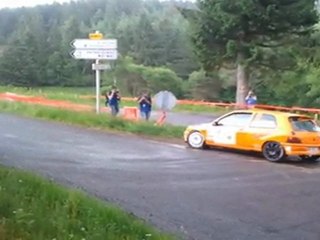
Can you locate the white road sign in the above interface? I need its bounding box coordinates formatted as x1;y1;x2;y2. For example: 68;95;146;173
154;91;177;111
71;39;118;49
92;63;111;70
71;49;118;60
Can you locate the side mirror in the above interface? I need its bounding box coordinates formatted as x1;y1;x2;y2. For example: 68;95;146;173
213;121;220;126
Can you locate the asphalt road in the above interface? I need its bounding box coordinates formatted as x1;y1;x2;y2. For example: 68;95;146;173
150;111;218;126
1;113;320;240
118;110;218;126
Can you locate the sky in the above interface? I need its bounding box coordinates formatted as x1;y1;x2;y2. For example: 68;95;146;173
0;0;195;9
0;0;72;9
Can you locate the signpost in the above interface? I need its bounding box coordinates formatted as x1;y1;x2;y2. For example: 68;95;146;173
71;49;118;60
89;32;103;40
92;63;111;71
70;31;118;114
71;39;117;49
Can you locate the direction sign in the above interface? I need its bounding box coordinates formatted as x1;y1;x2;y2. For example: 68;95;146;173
92;63;111;70
71;39;118;50
89;32;103;40
71;49;118;60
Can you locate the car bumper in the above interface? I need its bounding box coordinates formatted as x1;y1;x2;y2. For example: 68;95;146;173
183;131;189;142
283;144;320;156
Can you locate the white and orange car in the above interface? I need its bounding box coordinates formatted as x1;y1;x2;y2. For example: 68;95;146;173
184;109;320;162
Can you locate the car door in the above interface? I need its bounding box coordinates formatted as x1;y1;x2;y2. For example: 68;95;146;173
237;113;278;150
206;112;253;147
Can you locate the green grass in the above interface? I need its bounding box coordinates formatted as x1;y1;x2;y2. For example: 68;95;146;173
0;86;227;114
0;165;175;240
0;101;185;139
173;104;229;114
0;86;95;104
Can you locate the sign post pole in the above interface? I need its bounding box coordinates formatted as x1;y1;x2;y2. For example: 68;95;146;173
91;31;103;115
95;59;100;114
70;31;118;115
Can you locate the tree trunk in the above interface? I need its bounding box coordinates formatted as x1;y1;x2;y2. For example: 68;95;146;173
236;52;249;106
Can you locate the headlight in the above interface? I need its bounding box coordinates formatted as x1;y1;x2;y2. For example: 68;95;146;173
184;127;192;134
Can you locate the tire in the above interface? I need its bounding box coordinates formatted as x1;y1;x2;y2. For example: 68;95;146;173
187;131;206;149
301;156;320;162
262;141;286;162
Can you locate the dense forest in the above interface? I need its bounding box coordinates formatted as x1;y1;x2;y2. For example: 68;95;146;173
0;0;320;107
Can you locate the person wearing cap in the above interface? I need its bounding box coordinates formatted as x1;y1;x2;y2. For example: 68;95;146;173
245;90;257;107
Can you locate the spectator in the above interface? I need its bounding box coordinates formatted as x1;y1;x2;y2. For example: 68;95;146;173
245;90;257;107
137;92;152;121
108;86;121;116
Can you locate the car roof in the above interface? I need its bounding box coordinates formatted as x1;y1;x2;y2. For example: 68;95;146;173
230;109;311;118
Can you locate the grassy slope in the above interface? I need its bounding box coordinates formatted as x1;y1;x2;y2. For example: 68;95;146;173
0;86;227;114
0;165;175;240
0;101;185;139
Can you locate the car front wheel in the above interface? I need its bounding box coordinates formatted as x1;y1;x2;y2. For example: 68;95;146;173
262;141;286;162
187;131;206;149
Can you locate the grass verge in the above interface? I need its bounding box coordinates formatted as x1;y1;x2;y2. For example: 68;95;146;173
0;101;185;139
173;104;228;114
0;165;175;240
0;86;94;104
0;86;227;114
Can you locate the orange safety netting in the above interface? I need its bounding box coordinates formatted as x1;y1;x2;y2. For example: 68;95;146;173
0;92;93;112
2;92;320;116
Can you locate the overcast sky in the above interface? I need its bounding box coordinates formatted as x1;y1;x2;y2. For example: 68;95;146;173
0;0;72;9
0;0;195;9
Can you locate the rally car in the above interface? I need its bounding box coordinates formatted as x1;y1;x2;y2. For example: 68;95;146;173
184;109;320;162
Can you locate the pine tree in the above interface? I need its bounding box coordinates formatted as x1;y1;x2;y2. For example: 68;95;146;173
187;0;318;104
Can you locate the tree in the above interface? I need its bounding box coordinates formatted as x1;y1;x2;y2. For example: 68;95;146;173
0;12;48;87
0;43;39;87
102;57;183;97
0;0;198;89
187;69;222;101
186;0;318;104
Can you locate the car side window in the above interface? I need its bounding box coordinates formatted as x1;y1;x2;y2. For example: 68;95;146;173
217;113;253;127
289;117;317;132
250;113;277;129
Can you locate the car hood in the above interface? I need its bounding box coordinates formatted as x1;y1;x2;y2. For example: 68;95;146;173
187;123;212;131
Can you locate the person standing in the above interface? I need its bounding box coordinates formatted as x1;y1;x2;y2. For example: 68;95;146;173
138;92;152;121
108;87;121;116
245;90;257;107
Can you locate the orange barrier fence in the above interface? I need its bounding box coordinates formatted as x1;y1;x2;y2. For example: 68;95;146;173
120;97;320;115
253;104;320;115
3;92;320;120
122;107;139;120
0;92;92;112
35;93;320;114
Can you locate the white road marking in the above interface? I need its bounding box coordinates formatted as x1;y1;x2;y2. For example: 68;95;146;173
148;140;187;149
167;144;187;149
3;134;18;139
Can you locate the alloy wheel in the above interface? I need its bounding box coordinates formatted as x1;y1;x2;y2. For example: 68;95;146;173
263;141;285;162
187;131;205;149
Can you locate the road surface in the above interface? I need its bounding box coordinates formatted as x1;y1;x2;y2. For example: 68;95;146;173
150;111;218;126
0;113;320;240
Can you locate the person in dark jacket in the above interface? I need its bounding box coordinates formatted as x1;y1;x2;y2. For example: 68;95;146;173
245;90;257;107
107;87;121;116
137;92;152;120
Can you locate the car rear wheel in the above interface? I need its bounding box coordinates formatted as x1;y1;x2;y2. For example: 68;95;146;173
301;156;320;162
187;131;206;149
262;141;286;162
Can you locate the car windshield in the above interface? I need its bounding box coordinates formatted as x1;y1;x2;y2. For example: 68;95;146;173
217;112;252;127
289;117;318;132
